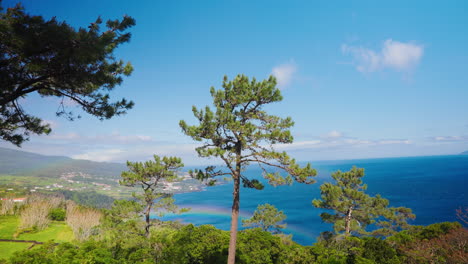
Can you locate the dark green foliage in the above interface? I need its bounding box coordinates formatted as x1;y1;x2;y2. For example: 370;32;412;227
5;220;466;264
0;4;135;146
59;190;115;209
237;228;283;264
242;203;287;234
387;221;462;245
48;208;66;221
9;241;117;264
158;225;316;264
416;221;462;240
9;241;56;264
361;237;399;264
159;224;229;264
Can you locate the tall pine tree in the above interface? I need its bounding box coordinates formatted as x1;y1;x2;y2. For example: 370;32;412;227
180;74;316;264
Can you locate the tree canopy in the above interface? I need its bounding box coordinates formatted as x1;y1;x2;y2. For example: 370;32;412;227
0;3;135;146
180;74;316;263
242;203;287;234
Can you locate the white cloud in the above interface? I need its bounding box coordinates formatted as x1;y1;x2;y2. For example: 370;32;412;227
342;39;424;73
275;140;322;150
377;139;411;145
72;149;125;162
381;40;424;70
271;62;297;89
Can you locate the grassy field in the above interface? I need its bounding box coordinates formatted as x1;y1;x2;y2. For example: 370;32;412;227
0;174;56;186
17;222;74;243
0;215;20;239
0;215;75;259
0;242;33;259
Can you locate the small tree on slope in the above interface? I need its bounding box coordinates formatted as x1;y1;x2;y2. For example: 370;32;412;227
120;155;187;237
313;166;415;237
180;74;317;264
242;203;287;234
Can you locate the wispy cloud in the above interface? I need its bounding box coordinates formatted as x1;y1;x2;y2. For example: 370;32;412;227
432;135;468;142
70;143;203;164
320;130;343;140
276;133;411;152
342;39;424;73
377;139;411;145
271;61;297;89
48;132;153;144
72;149;125;162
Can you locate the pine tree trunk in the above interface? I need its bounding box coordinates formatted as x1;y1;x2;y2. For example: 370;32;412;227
345;207;353;235
144;203;152;237
227;172;240;264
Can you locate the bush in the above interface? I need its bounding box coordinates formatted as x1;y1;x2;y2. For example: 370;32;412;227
416;222;461;240
159;224;229;263
49;208;66;221
361;237;400;264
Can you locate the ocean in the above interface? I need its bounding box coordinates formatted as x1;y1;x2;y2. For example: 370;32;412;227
160;155;468;245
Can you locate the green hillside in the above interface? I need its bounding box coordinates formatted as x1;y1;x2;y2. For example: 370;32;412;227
0;147;126;179
0;148;201;199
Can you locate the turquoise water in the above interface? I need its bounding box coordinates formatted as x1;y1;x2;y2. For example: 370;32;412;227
160;155;468;245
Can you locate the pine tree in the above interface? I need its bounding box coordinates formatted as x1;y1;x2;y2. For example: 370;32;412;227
120;155;187;237
180;74;316;264
313;166;415;237
0;4;135;146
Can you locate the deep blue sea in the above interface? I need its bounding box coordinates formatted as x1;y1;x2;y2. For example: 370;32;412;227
160;155;468;245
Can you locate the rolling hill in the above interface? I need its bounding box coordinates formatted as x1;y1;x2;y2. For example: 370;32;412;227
0;147;126;179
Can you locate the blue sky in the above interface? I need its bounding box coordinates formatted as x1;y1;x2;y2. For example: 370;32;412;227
2;0;468;165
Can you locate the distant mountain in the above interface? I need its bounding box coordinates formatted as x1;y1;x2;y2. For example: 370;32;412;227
460;151;468;155
0;147;126;179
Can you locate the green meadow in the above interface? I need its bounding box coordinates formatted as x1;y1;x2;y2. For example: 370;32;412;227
0;215;74;259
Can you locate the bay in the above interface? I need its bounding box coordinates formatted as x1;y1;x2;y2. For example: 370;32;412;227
160;155;468;245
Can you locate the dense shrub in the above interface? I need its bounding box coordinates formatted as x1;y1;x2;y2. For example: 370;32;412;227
5;218;466;264
48;208;66;221
361;237;399;264
158;224;229;263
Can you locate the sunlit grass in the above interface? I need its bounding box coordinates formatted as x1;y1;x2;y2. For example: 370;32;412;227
17;221;74;243
0;215;20;239
0;242;33;260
